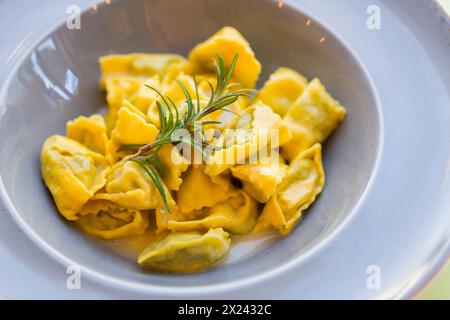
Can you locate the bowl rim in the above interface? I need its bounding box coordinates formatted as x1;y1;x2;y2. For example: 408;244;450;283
400;0;450;300
0;0;389;297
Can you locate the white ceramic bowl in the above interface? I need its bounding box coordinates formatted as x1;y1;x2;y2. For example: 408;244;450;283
0;0;448;299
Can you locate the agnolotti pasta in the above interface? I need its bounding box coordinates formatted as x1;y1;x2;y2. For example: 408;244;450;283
254;144;325;235
230;153;287;203
204;101;292;176
158;144;190;191
257;67;309;117
41;26;346;273
78;200;149;240
41;135;109;220
107;101;159;162
281;78;346;161
93;161;168;210
99;53;186;85
67;115;108;155
166;190;258;235
189;26;262;88
177;166;238;213
137;228;231;273
100;54;186;130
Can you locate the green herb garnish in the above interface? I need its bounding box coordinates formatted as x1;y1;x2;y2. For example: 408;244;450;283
121;53;253;212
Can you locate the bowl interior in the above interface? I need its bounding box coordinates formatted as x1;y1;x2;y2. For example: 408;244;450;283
0;0;380;291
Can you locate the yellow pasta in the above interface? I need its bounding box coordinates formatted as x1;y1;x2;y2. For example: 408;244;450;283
103;77;143;130
99;53;186;87
41;27;346;273
78;200;149;240
93;161;167;210
158;144;190;191
167;190;258;234
204;101;291;176
100;54;185;130
189;26;262;88
177;166;238;213
137;228;230;273
282;78;346;161
41;135;109;220
230;153;287;203
107;101;159;163
132;75;161;114
66;115;108;155
257;67;308;117
254;144;325;235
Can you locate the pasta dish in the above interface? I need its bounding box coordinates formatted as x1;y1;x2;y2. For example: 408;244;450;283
41;27;346;273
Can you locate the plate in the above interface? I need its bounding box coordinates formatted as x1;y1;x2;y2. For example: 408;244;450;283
0;0;448;299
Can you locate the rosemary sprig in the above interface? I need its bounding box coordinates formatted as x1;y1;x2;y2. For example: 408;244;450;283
122;52;253;212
